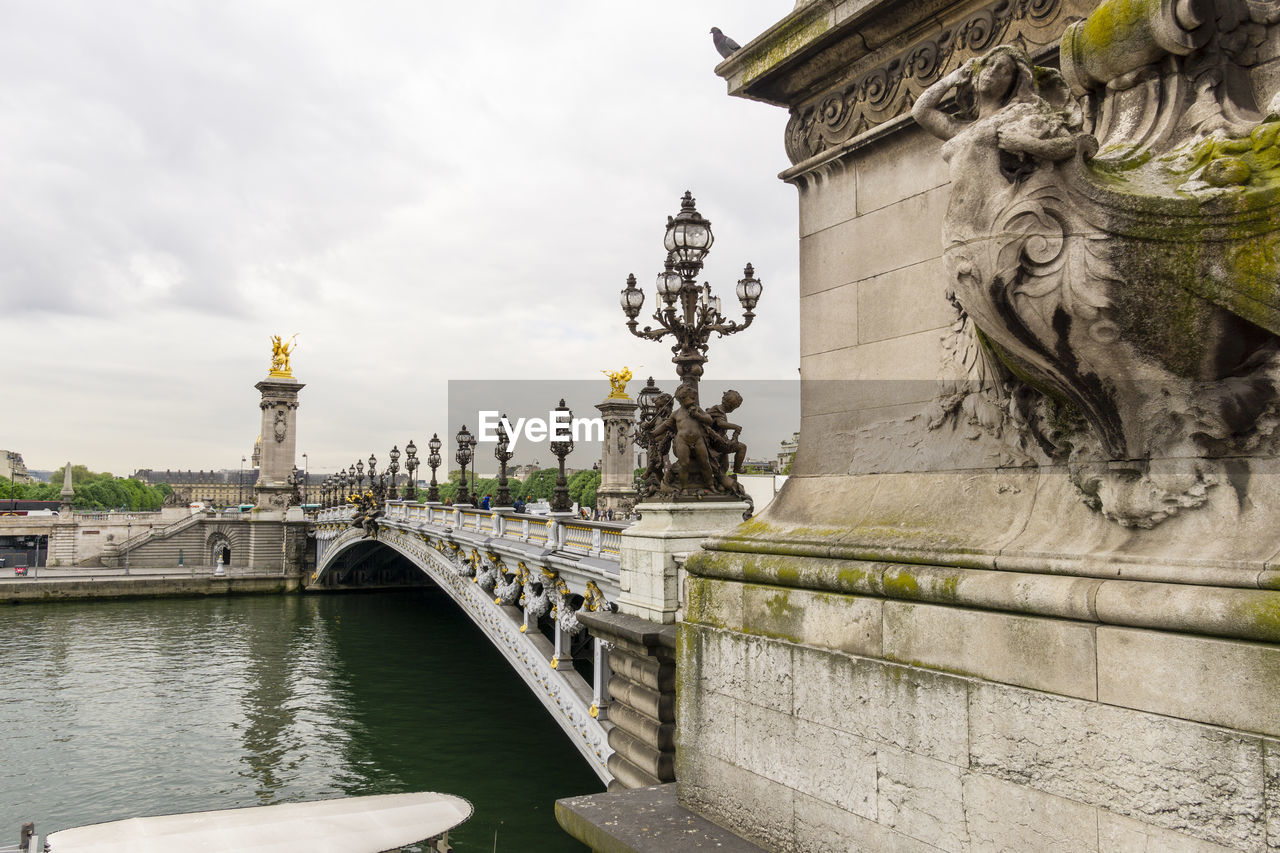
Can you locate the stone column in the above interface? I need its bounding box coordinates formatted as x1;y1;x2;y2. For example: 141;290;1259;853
617;501;750;624
595;396;639;517
253;375;304;512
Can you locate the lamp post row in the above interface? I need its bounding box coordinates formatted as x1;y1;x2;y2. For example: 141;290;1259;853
314;192;756;510
316;400;576;512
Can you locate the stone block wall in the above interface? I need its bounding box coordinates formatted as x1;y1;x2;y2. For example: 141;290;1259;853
795;125;956;478
679;571;1280;852
660;0;1280;850
103;515;301;572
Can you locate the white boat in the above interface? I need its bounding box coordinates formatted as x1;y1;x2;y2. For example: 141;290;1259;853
23;791;472;853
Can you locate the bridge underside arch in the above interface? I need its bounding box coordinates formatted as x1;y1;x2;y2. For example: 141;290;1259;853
310;527;613;784
312;538;432;590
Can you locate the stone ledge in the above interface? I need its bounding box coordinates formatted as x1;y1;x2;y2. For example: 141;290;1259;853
578;610;677;651
555;784;768;853
686;549;1280;645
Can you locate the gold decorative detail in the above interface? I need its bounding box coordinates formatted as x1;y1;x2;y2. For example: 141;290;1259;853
520;624;528;633
269;334;298;377
589;704;599;719
602;367;633;399
585;580;609;612
550;656;559;670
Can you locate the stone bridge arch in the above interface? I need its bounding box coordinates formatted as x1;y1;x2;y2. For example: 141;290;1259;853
312;526;613;784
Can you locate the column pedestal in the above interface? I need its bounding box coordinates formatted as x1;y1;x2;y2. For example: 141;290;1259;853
617;501;749;624
253;375;304;511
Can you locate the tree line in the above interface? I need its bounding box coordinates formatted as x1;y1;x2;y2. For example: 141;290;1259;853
427;468;601;508
0;465;172;511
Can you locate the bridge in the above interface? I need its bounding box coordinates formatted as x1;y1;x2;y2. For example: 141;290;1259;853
312;501;637;788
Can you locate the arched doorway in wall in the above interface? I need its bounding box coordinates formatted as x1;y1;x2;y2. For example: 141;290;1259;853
207;531;232;567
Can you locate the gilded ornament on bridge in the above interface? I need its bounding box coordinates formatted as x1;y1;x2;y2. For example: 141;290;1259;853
602;367;633;399
269;334;298;378
914;0;1280;527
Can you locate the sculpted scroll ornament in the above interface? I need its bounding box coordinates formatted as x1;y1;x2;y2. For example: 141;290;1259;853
914;1;1280;527
785;0;1070;163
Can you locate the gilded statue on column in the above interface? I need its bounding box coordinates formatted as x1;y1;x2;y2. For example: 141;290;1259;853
269;334;298;378
602;367;633;399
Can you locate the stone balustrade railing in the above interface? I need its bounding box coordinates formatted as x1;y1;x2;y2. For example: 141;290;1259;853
359;501;630;560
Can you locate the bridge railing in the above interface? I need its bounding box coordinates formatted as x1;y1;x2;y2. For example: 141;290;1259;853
364;502;630;558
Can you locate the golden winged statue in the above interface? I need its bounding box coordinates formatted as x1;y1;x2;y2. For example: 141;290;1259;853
269;334;299;377
602;366;632;399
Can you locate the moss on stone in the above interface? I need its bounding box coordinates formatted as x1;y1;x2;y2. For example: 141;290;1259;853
740;13;830;87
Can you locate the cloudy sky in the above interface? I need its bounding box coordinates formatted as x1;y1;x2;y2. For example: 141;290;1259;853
2;1;801;478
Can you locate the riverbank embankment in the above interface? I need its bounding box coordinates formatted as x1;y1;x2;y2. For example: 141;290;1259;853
0;566;303;603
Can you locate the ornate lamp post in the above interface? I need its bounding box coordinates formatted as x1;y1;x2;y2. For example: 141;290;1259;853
619;192;762;500
367;453;379;501
469;433;479;505
426;433;442;502
404;440;418;502
549;399;575;513
619;191;762;400
388;445;400;500
355;460;364;495
635;375;662;467
339;470;349;503
494;415;514;507
455;426;474;506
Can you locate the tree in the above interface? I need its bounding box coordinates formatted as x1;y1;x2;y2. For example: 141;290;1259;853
11;466;174;511
567;470;600;509
519;469;559;502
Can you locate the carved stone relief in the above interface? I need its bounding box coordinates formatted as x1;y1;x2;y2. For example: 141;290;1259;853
912;0;1280;527
785;0;1089;164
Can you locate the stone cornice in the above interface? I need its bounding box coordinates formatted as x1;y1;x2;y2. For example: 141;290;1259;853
720;0;1094;166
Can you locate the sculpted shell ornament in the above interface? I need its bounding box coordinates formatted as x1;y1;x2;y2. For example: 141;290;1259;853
914;0;1280;527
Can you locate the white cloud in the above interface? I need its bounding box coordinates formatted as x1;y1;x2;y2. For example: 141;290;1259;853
1;0;800;475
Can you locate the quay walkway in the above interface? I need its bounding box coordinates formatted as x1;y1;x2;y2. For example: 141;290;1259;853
0;564;301;602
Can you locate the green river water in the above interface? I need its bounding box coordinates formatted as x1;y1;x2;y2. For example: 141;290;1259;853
0;590;599;850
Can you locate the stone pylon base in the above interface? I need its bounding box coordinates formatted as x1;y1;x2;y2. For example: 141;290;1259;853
617;501;749;624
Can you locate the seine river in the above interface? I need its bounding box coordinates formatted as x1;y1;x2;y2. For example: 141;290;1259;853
0;590;600;851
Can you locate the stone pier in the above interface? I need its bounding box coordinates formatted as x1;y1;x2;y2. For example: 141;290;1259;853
560;0;1280;849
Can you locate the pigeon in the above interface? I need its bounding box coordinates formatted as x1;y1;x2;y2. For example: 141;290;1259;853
711;27;741;59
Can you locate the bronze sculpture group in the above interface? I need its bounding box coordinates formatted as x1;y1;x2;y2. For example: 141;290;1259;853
637;383;749;501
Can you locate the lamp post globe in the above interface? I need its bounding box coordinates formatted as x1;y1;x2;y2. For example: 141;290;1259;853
549;399;575;513
388;445;400;500
494;415;514;507
427;433;442;503
455;426;474;506
404;440;418;502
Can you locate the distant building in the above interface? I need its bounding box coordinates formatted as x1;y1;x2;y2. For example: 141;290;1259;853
741;458;779;474
777;431;799;473
510;463;542;481
2;450;34;485
133;469;252;507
